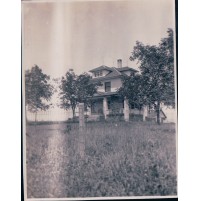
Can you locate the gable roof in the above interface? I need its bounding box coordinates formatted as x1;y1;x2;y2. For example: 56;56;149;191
104;67;121;78
117;66;138;72
89;65;112;72
90;65;138;82
90;67;121;82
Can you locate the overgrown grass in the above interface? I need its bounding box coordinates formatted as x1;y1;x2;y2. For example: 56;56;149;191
26;121;177;198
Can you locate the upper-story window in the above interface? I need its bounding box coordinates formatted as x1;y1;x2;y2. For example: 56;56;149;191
105;82;111;92
94;70;103;77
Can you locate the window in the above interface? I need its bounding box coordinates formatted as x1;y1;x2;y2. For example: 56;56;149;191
94;70;103;77
105;82;111;92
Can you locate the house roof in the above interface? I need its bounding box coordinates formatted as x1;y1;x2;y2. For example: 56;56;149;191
89;65;138;73
89;65;112;72
117;66;138;72
90;68;121;82
104;67;121;78
90;65;138;82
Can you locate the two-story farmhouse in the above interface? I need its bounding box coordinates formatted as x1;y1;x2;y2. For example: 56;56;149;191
86;59;145;121
84;59;175;122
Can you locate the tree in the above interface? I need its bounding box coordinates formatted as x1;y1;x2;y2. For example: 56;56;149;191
120;28;175;124
119;73;144;107
59;70;78;119
59;70;100;119
25;65;53;122
76;73;101;110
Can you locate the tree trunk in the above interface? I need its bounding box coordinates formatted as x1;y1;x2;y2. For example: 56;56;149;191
156;102;161;125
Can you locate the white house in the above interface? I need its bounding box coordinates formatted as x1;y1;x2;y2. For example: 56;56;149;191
85;59;176;123
85;59;142;121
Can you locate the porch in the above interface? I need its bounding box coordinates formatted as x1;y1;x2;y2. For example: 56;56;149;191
87;95;146;122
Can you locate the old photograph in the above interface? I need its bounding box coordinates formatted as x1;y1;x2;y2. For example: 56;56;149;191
22;0;177;200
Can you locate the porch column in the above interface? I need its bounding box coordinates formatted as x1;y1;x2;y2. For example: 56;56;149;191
87;106;91;116
124;98;129;122
103;97;108;119
143;105;148;121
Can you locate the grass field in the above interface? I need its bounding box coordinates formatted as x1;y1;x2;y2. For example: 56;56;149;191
26;121;177;198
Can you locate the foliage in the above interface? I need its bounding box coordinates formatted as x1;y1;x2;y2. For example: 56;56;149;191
119;29;175;124
59;70;78;118
25;65;53;116
76;73;101;107
59;70;100;118
119;74;144;106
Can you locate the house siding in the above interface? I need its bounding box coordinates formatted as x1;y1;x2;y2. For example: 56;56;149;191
97;78;122;92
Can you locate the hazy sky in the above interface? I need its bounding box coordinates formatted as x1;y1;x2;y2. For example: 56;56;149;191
22;0;175;78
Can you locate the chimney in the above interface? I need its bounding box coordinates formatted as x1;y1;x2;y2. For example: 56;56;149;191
117;59;122;68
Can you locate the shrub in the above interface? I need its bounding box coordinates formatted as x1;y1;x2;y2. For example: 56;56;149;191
107;113;124;121
129;114;143;121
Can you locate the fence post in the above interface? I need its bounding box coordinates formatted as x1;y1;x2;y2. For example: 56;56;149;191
143;105;148;121
78;103;85;158
124;98;129;122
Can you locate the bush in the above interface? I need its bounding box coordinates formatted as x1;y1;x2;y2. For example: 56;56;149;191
99;115;105;122
107;113;124;121
145;117;156;122
130;114;143;121
27;121;61;125
107;113;124;117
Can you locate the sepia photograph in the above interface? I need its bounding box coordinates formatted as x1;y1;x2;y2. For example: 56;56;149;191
22;0;177;200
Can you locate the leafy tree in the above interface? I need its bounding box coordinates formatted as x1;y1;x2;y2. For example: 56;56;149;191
59;70;100;119
76;73;101;110
59;70;78;119
25;65;53;122
120;29;175;124
119;74;144;107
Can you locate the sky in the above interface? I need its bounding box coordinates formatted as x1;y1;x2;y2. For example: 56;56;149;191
22;0;175;78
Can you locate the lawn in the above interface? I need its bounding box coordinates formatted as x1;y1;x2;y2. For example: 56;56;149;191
26;121;177;198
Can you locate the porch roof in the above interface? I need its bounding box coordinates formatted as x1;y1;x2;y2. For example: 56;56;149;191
92;91;119;98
